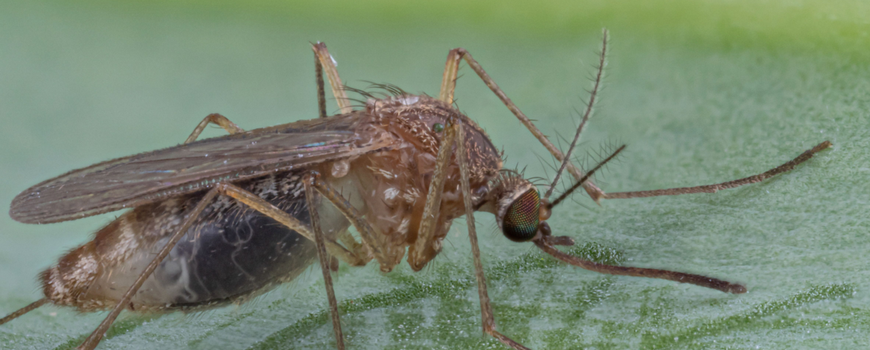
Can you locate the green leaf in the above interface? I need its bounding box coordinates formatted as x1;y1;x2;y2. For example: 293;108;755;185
1;1;866;349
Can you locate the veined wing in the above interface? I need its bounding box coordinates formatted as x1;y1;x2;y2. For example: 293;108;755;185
11;112;391;224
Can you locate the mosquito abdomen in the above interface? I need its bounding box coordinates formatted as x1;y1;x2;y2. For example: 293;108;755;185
41;171;324;312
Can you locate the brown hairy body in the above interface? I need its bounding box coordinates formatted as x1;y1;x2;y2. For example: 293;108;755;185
40;95;502;312
3;36;830;350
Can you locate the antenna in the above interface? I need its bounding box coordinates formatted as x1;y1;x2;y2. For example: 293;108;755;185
545;28;609;199
548;144;624;209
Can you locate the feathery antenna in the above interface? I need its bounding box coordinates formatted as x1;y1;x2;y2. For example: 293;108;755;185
548;144;624;209
545;28;609;199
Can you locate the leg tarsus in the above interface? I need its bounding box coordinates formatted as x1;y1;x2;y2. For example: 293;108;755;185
487;329;531;350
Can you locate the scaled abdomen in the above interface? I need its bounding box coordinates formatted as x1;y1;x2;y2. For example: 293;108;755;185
41;171;325;311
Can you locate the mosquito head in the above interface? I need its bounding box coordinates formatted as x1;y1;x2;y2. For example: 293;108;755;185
499;185;539;242
488;145;624;244
489;171;549;242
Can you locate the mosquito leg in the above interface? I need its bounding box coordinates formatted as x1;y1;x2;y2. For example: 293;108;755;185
183;113;245;144
217;183;368;266
328;228;364;269
311;42;352;114
336;229;362;254
438;49;462;105
604;141;832;199
408;117;459;271
456;122;529;350
0;298;48;326
76;188;220;350
304;173;396;272
438;47;605;202
534;233;746;294
304;174;345;350
535;144;747;293
75;181;367;349
314;48;328;119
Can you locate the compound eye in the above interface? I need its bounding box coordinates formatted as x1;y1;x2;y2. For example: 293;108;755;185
502;189;541;242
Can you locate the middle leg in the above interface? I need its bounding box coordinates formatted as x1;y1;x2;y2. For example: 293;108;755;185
221;177;407;347
409;116;529;348
304;174;345;350
409;115;460;270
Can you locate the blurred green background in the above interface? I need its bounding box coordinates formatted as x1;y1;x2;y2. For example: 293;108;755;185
1;0;868;349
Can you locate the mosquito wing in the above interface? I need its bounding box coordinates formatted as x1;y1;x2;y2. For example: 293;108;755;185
11;112;392;224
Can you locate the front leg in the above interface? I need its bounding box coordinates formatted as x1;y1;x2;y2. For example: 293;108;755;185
408;115;459;271
455;121;530;350
312;42;352;114
407;116;529;348
437;43;605;202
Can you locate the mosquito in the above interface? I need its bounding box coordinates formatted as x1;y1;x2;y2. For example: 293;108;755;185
1;30;830;350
